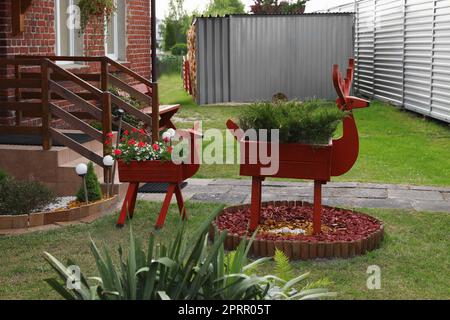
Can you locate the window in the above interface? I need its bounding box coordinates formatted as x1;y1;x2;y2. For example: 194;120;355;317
105;0;125;60
55;0;83;63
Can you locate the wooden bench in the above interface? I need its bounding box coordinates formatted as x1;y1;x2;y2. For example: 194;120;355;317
133;83;180;131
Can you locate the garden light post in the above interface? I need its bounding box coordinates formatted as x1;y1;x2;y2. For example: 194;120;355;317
75;163;88;205
110;109;125;196
103;155;114;198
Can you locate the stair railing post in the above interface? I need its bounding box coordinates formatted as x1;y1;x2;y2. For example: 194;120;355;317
101;57;109;92
41;59;52;150
151;82;159;143
102;91;112;183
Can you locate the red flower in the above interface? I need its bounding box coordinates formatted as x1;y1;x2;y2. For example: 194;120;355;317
139;128;146;135
167;146;173;154
152;143;160;151
128;139;136;146
106;132;114;138
114;149;122;156
132;128;138;133
105;139;111;146
138;141;146;148
123;130;129;136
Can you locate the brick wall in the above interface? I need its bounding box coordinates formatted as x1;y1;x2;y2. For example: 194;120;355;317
0;0;152;123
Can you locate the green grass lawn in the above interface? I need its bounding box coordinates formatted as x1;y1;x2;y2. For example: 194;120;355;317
159;73;450;186
0;202;448;300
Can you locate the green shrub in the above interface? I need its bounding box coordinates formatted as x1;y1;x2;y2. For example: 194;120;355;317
171;43;188;56
238;100;347;145
157;54;183;75
76;162;102;203
44;208;335;300
0;168;8;184
0;178;55;215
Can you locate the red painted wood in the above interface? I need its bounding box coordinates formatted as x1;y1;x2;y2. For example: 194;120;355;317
313;181;323;235
249;176;264;231
226;58;370;234
155;184;176;229
116;129;200;229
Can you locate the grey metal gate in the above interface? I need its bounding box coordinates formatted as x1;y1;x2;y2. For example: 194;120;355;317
194;14;355;105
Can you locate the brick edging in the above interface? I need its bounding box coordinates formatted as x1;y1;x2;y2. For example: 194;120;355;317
210;201;384;260
0;196;118;230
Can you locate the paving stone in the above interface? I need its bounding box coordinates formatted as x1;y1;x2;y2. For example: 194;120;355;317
183;185;231;194
325;187;387;199
262;187;313;197
356;183;410;190
191;193;247;204
412;200;450;213
442;192;450;201
186;178;214;186
352;198;414;210
326;182;360;188
322;198;355;208
410;185;450;192
138;192;195;203
209;179;252;186
388;189;443;201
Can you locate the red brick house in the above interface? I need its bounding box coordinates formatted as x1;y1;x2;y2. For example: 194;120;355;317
0;0;160;196
0;0;151;72
0;0;153;120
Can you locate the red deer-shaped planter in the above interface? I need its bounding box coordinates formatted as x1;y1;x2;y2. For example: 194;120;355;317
116;129;201;229
226;58;369;234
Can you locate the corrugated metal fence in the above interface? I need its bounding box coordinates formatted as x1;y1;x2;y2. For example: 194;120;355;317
325;0;450;123
195;14;354;105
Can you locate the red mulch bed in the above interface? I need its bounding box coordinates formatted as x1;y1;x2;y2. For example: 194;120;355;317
216;203;383;242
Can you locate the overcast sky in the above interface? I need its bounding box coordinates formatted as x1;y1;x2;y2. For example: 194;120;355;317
155;0;354;18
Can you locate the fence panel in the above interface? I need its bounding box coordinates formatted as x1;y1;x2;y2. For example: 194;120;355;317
195;14;354;104
328;0;450;123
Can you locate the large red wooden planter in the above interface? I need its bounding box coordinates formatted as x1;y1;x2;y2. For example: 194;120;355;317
116;130;200;229
226;58;370;234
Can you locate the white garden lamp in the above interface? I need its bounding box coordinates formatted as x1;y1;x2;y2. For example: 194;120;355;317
103;155;114;198
75;163;89;204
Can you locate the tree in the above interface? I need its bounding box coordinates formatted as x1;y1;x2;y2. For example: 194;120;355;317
161;0;191;52
204;0;246;16
76;162;103;203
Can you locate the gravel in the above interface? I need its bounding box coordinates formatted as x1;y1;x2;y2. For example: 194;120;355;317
36;197;76;213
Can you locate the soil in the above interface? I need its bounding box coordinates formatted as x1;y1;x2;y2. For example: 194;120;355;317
216;203;383;243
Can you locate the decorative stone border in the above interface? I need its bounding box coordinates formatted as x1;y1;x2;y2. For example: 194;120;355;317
210;201;384;260
0;196;118;231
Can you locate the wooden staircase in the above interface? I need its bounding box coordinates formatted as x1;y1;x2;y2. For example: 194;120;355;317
0;56;162;194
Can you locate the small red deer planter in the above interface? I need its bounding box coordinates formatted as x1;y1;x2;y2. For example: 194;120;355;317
116;129;200;229
226;58;369;234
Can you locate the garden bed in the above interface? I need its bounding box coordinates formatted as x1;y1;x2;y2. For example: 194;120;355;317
0;196;118;230
211;201;384;260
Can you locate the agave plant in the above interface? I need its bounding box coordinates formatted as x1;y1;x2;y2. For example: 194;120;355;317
44;207;336;300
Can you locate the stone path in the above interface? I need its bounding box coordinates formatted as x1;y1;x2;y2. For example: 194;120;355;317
139;179;450;213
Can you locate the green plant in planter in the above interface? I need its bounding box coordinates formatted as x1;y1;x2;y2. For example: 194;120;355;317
78;0;117;34
0;168;7;184
238;100;347;145
43;209;335;300
76;162;103;203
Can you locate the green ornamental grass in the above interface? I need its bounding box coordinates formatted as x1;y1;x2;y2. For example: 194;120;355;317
239;100;348;145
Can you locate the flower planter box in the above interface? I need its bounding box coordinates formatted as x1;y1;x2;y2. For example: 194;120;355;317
226;58;370;234
118;160;198;184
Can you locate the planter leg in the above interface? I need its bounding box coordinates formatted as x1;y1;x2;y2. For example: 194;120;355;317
313;180;323;235
155;183;176;229
249;177;264;232
174;184;187;220
117;183;139;227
